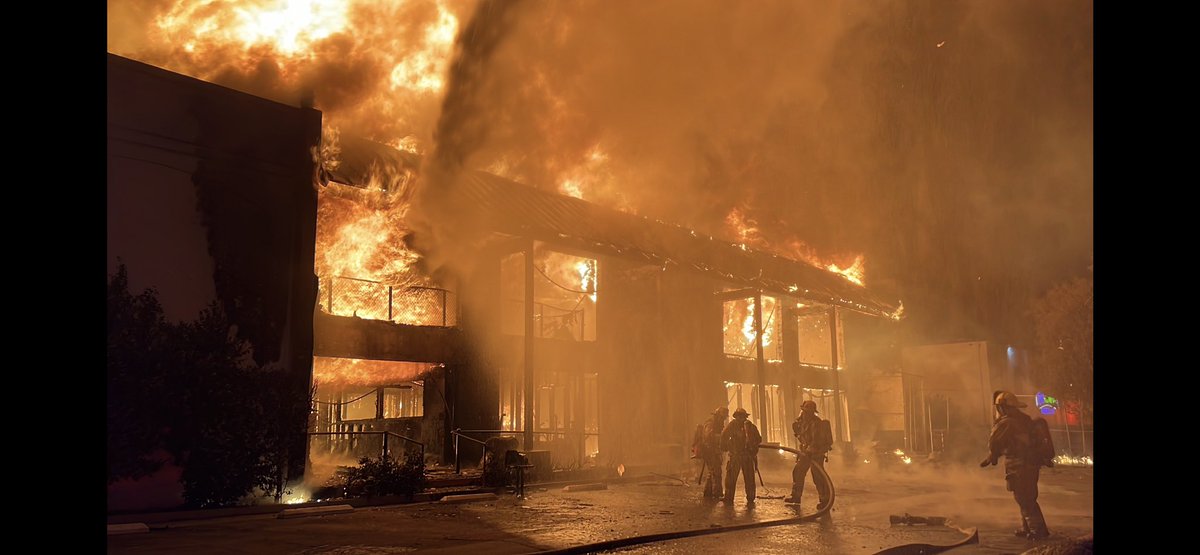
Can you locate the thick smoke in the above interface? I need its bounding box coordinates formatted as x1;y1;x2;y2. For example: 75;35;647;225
107;0;1093;347
407;0;530;276
414;0;1092;345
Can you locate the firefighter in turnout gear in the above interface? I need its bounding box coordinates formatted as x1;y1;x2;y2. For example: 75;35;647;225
981;391;1051;540
691;406;729;499
720;407;762;505
785;400;833;508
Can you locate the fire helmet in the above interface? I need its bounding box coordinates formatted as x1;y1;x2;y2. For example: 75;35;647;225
732;407;750;419
713;406;730;417
800;400;818;413
994;390;1027;408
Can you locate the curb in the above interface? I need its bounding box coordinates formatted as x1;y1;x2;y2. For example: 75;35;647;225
107;523;149;535
278;504;355;519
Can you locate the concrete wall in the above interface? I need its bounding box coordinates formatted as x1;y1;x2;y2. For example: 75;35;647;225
107;54;320;512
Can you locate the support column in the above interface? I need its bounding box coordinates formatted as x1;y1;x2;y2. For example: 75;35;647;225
754;292;768;442
524;243;535;450
828;307;843;442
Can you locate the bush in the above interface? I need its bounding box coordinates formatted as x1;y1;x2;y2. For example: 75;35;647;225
343;452;426;498
108;264;310;508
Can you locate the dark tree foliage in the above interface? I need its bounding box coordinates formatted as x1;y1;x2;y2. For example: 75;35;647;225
107;265;173;481
342;452;427;498
1031;273;1093;420
107;264;310;508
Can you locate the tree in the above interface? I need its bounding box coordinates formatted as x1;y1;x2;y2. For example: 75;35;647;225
107;265;173;482
108;264;311;507
1030;273;1093;421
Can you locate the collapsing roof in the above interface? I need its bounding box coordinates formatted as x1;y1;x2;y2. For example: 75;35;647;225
324;136;901;319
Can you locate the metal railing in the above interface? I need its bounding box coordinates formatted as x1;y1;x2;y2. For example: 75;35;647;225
451;428;600;473
319;275;457;327
308;430;425;462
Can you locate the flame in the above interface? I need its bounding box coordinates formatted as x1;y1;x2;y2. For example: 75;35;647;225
118;0;462;150
826;255;865;287
722;296;778;357
560;178;584;199
552;145;631;208
156;0;351;57
739;296;776;348
389;2;457;92
316;162;454;325
725;207;866;286
893;448;912;464
741;299;757;344
1053;454;1093;467
576;259;598;302
313;356;437;387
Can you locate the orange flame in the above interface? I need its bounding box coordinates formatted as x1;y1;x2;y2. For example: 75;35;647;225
313;356;437;387
117;0;461;150
725;207;866;287
156;0;351;57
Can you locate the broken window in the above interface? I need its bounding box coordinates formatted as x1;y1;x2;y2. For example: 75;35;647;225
795;310;845;369
722;295;782;361
501;246;599;341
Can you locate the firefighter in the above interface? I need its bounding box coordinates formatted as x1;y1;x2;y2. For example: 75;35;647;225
692;407;729;499
981;391;1051;540
785;400;833;509
720;407;762;506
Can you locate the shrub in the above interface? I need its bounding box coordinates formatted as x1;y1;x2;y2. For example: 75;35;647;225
343;452;426;498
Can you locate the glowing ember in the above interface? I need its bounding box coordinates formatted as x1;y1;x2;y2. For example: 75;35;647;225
1053;454;1093;467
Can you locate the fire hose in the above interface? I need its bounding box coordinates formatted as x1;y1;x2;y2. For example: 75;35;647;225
529;444;834;555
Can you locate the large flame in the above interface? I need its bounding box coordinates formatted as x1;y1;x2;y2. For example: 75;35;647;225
157;0;352;57
116;0;462;150
725;207;866;287
313;356;436;387
314;148;453;325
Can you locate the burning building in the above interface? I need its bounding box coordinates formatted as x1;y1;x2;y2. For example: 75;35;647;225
310;133;901;474
108;48;902;508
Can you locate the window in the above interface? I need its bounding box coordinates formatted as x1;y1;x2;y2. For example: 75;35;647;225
501;247;599;341
334;383;425;421
796;310;845;369
383;382;424;418
341;387;378;421
722;295;782;361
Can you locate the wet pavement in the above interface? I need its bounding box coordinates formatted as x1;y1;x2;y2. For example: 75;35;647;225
108;460;1092;554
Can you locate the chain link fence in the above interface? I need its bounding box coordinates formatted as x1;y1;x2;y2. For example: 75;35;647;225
319;276;457;326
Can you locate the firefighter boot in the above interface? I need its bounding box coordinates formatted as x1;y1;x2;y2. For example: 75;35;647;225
784;483;804;504
1025;517;1050;540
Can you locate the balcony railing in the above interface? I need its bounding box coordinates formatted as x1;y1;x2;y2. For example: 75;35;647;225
319;275;457;327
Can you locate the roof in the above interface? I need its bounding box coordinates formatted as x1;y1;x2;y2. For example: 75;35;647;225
329;137;901;319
